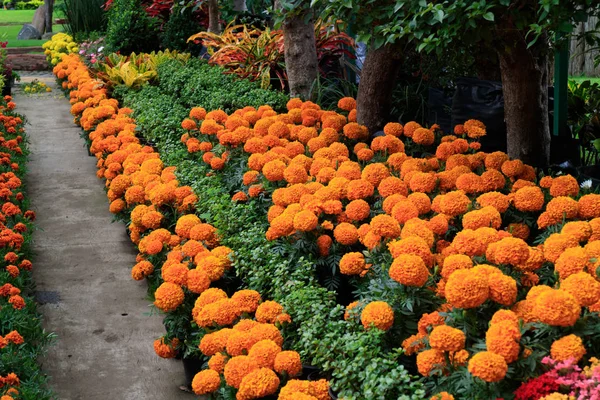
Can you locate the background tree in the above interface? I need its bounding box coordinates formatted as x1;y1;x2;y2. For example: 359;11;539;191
275;0;318;100
320;1;416;135
44;0;54;33
324;0;600;167
208;0;221;33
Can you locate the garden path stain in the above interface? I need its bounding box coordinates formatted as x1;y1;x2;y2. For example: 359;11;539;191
16;72;186;400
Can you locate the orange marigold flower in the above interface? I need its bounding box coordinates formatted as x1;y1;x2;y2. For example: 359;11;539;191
187;269;211;294
429;325;466;352
544;233;579;263
274;350;302;377
208;352;228;373
462;206;502;230
316;235;332;256
445;269;489;308
361;301;394;331
562;221;592;243
513;186;545;212
492;237;530;266
412;128;435;146
333;222;359;245
224;355;260;389
231;290;261;314
343;122;368;140
237;367;280;400
391;199;420;225
550;334;586;362
554;246;589;280
362;163;390;187
416;349;445;376
490;310;519;326
403;121;421;138
248;339;281;369
345;199;371;222
477;192;509;213
546;196;579;220
579;194;600;219
369;214;400;238
452;229;486;257
153;337;178;358
255;301;284;324
384;122;403;137
537;211;562;230
293;210;318;232
468;351;507;382
485;323;520;363
191;369;221;395
532;289;581;327
549;175;579;197
439;191;470;217
378;176;407;198
441;254;472;280
154;282;185;312
488;274;517;306
402;333;426;356
500;159;524;178
339;252;366;275
389;254;429;287
560;272;600;306
409;172;437;193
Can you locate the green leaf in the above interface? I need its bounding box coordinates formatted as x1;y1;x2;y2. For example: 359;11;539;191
558;21;574;33
483;12;494;21
435;9;445;23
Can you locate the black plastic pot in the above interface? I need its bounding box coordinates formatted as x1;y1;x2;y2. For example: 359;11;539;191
329;386;339;400
182;356;204;387
301;365;321;380
1;76;13;97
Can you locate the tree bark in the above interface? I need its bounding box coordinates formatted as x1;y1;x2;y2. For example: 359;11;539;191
283;10;318;99
497;30;550;168
44;0;53;33
356;42;403;135
208;0;220;34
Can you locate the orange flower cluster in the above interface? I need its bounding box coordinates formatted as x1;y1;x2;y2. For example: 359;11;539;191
190;290;321;397
0;97;46;399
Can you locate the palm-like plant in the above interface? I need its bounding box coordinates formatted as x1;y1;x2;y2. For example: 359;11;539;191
188;20;355;90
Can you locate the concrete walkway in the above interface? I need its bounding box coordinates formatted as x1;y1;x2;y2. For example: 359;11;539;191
15;73;186;400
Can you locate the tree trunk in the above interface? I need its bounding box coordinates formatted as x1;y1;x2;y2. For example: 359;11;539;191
356;42;403;135
44;0;53;33
233;0;246;12
283;9;318;99
208;0;220;34
497;31;550;168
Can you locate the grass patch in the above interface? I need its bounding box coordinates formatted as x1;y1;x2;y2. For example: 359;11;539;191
0;9;36;24
569;75;600;85
0;22;63;48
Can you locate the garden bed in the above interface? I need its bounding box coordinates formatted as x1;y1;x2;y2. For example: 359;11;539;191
45;32;600;399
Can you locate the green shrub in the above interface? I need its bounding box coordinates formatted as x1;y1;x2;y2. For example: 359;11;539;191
104;0;160;54
15;0;43;10
157;58;288;112
60;0;107;36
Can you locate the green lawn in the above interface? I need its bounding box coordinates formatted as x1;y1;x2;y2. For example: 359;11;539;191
569;76;600;85
0;9;35;24
0;13;64;47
